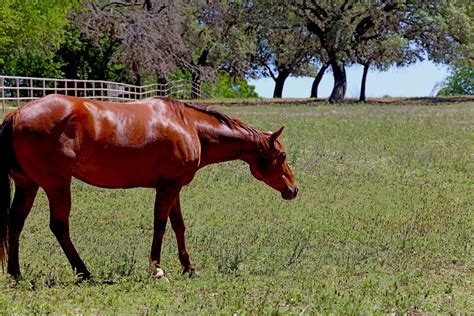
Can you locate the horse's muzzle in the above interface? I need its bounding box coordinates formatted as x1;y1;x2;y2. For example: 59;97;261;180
281;186;298;200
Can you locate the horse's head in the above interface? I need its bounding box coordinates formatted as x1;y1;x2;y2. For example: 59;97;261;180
249;127;298;200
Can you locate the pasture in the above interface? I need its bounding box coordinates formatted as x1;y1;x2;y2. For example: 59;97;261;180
0;101;472;314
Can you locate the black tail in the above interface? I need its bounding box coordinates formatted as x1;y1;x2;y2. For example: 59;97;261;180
0;114;14;271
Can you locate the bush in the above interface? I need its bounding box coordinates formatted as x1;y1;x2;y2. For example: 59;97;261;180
437;64;473;96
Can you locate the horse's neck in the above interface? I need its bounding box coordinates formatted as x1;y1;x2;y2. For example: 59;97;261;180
197;120;265;167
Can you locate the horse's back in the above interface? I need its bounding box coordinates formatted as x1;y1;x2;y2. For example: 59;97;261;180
11;95;201;189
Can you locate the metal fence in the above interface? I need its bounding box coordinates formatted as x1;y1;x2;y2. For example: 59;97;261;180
0;75;204;111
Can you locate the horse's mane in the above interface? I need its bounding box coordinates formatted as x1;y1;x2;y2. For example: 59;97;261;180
187;102;268;141
154;97;266;137
184;102;235;127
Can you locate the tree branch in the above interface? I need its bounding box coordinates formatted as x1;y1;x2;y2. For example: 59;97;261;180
355;16;375;39
306;20;325;47
340;0;353;13
262;63;277;81
304;1;328;22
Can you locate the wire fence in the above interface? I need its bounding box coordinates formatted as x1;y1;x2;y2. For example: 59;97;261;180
0;75;207;111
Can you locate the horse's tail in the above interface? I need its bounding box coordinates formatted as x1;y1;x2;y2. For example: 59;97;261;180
0;114;15;271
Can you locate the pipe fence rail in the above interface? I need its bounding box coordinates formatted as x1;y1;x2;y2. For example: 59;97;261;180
0;75;207;111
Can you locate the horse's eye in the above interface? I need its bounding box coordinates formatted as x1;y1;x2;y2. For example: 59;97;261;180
279;152;286;160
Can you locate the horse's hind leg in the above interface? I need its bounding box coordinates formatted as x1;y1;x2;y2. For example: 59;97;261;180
44;181;90;279
169;197;196;277
7;178;39;278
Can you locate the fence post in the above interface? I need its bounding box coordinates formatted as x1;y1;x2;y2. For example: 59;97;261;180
16;78;20;107
1;76;4;113
29;78;33;99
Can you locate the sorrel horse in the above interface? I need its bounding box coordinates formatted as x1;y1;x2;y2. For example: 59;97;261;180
0;94;298;279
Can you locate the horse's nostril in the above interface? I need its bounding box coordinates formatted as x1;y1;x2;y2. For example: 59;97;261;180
281;186;298;200
292;186;299;197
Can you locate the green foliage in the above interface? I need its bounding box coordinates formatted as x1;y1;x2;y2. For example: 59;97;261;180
203;73;259;98
437;64;473;96
247;3;317;79
0;102;472;313
294;1;473;101
420;2;474;65
170;69;259;98
1;0;472;101
181;1;256;78
0;0;81;76
58;28;127;82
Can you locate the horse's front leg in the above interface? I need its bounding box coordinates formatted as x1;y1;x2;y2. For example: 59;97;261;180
149;180;181;278
169;197;196;277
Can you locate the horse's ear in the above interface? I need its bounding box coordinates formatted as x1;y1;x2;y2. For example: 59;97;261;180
269;126;284;148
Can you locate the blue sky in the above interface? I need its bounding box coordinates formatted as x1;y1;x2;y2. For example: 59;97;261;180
248;61;450;99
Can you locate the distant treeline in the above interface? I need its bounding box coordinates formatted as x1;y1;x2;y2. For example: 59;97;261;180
0;1;472;101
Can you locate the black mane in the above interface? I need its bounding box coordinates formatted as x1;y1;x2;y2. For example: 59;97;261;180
153;97;267;144
183;101;234;127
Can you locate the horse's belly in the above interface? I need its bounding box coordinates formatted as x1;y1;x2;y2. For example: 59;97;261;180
72;146;199;188
72;158;157;188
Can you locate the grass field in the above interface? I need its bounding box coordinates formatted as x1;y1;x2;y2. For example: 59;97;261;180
0;102;472;314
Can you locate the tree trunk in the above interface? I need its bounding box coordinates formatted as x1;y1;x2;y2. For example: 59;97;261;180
189;49;209;99
273;71;289;98
191;71;201;99
132;60;142;87
156;73;168;96
328;61;347;103
310;63;329;98
359;62;370;102
144;0;152;11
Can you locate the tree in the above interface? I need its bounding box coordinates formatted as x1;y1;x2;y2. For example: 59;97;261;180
0;0;81;76
293;1;473;103
310;62;328;98
294;1;405;103
437;64;473;96
179;0;257;98
57;28;125;81
244;2;317;98
409;2;473;66
352;35;418;102
72;1;255;96
73;1;188;86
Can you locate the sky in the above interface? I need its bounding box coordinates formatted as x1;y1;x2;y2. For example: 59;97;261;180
248;61;450;99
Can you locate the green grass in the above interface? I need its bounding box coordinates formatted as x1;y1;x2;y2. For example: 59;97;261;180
0;102;472;314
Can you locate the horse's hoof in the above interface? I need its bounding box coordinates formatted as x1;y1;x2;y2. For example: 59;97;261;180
10;274;22;282
78;272;92;280
152;267;165;279
183;268;199;278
